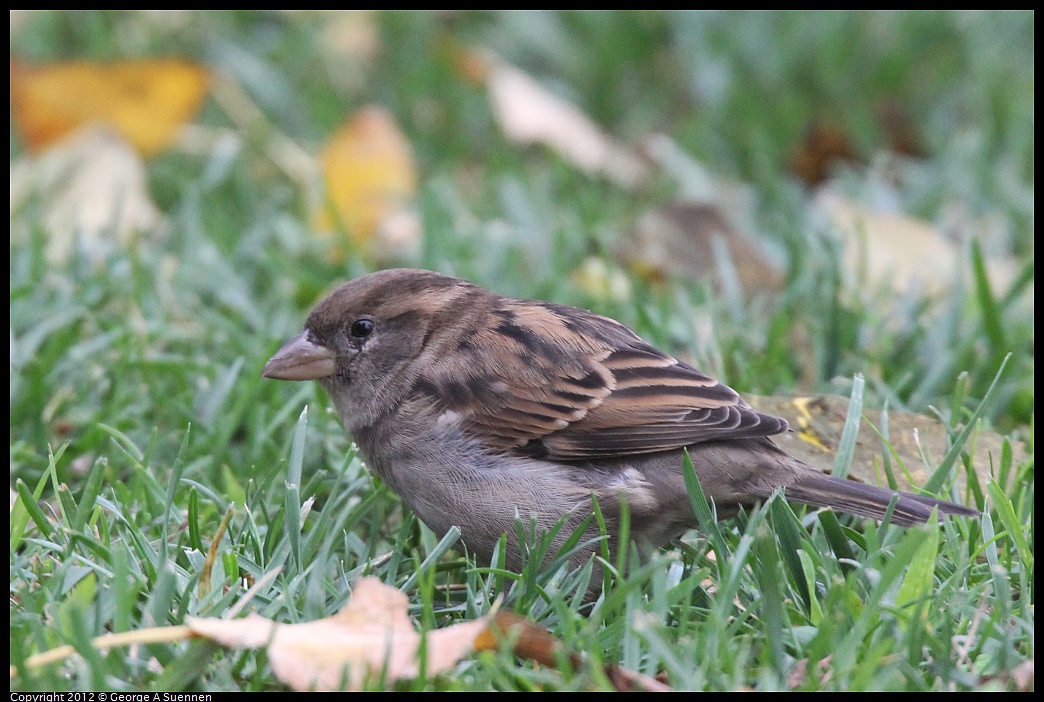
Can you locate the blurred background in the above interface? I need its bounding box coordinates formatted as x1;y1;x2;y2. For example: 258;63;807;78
11;11;1033;448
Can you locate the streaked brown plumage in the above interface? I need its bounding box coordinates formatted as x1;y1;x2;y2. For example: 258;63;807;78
263;269;978;582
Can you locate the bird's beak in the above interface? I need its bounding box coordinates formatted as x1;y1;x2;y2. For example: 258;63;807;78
262;332;337;381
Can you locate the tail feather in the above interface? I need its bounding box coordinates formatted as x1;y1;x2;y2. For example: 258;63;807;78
785;473;979;527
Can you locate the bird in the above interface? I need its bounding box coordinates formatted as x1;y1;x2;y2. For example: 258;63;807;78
262;268;978;581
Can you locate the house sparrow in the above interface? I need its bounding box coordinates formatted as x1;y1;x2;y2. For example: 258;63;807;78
263;269;978;579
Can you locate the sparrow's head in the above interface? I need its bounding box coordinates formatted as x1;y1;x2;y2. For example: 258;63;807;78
262;268;481;429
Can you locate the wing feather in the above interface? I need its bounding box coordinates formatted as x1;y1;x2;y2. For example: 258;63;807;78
422;299;788;459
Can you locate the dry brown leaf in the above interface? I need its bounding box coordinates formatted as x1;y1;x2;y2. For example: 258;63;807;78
10;58;211;157
476;611;566;668
483;55;649;190
790;107;924;187
875;100;926;159
790;120;860;187
9;126;162;264
188;577;488;691
816;191;1020;297
620;201;784;297
196;506;234;600
476;612;672;692
314;106;420;263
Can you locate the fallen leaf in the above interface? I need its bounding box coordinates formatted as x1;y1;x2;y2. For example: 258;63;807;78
875;100;925;159
571;256;633;303
314;106;421;263
14;573;670;691
10;126;163;264
815;191;1020;297
320;10;381;65
10;58;211;157
476;611;565;668
790;119;860;187
477;612;671;692
187;577;673;691
620;201;784;297
188;577;488;691
790;106;925;187
482;54;649;190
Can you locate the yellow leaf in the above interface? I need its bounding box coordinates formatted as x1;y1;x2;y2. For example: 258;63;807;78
571;256;633;303
315;106;419;262
10;58;211;157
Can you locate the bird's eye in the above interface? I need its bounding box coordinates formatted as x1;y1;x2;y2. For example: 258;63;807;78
349;318;375;339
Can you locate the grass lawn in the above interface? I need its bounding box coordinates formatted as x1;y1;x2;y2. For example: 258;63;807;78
10;11;1033;691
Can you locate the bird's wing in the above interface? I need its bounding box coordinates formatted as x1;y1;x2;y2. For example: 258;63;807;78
421;300;788;460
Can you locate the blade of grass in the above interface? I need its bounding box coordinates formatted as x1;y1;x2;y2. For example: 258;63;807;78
986;479;1032;570
14;478;55;541
753;525;786;676
769;495;812;611
161;425;192;564
970;240;1007;351
923;353;1010;495
878;399;898;491
833;374;864;480
71;457;108;533
998;259;1034;310
284;406;308;570
895;520;940;629
401;526;461;592
11;453;63;551
682;449;729;567
817;510;856;569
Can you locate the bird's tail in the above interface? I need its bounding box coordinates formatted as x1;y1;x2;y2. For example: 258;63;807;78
784;472;979;526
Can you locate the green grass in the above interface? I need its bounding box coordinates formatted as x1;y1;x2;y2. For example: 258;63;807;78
10;10;1033;691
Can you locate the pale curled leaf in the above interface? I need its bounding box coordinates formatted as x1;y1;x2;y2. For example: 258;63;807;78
187;577;672;691
815;191;1019;297
486;58;649;190
187;577;488;691
318;10;381;65
9;126;163;264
